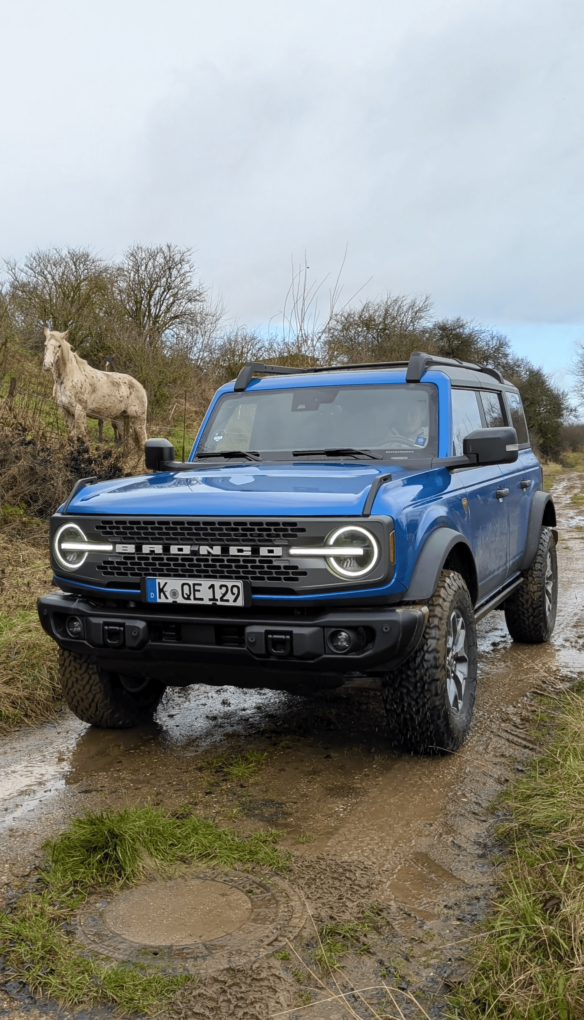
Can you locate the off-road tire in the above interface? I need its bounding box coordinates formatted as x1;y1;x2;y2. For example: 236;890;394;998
381;571;477;754
504;527;557;643
58;648;165;728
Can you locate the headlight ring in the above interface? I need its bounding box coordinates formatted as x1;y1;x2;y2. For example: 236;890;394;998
325;525;380;579
53;523;89;571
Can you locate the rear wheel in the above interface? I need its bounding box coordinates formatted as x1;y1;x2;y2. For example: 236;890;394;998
58;649;165;728
381;570;477;754
504;527;557;643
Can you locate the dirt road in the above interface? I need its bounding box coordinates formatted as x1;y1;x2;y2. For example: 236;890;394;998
1;474;584;1019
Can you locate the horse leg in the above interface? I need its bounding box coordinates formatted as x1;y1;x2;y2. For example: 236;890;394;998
59;406;77;440
122;414;130;448
73;404;89;443
98;419;103;442
132;418;148;452
121;418;145;469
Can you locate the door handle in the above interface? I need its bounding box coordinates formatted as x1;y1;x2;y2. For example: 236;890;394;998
520;479;532;489
495;488;509;499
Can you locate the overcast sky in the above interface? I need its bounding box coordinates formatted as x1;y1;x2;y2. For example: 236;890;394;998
1;0;583;382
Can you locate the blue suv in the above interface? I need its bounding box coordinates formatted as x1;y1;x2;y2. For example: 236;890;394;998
37;352;558;753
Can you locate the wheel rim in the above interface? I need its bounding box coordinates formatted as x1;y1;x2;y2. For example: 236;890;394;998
544;551;555;619
446;609;468;714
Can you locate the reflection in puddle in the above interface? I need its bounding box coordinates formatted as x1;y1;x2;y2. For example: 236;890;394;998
0;685;293;831
0;716;85;827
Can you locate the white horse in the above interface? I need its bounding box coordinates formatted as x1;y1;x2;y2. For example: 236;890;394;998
42;328;148;456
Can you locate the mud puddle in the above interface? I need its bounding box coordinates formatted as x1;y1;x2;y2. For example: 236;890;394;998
1;474;584;1019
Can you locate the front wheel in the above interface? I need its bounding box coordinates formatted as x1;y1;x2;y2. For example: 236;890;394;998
58;649;165;728
504;527;558;643
381;570;478;754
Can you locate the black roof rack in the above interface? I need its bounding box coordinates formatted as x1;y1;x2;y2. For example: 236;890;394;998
405;352;504;385
233;352;504;391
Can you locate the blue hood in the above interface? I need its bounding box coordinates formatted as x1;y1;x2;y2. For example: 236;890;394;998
65;463;408;516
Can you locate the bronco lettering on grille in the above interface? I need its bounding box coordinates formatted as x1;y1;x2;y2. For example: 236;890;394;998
114;544;283;557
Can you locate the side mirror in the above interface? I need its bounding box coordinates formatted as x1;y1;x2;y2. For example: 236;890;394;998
463;427;519;465
145;438;176;471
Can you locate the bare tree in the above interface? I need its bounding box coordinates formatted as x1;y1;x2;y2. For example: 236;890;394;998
114;244;205;349
323;294;433;364
4;247;111;353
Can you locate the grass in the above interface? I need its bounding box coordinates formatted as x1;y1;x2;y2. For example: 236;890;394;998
46;803;288;885
198;749;267;782
447;689;584;1020
541;460;564;492
314;919;373;969
0;804;290;1013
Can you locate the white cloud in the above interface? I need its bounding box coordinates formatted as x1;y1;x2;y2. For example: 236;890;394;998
1;0;583;335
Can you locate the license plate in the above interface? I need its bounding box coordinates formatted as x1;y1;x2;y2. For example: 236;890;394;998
145;577;244;606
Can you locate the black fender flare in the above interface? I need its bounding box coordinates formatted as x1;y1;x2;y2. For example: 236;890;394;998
520;491;557;570
404;528;477;603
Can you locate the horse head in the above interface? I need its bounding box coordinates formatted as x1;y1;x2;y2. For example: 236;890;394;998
98;353;117;373
43;327;70;372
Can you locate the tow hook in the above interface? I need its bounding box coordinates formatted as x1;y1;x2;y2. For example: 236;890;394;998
266;632;292;657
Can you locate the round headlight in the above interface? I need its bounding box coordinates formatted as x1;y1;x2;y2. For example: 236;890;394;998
325;525;380;579
54;523;88;571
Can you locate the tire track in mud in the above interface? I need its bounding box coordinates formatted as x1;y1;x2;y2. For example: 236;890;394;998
1;474;584;1019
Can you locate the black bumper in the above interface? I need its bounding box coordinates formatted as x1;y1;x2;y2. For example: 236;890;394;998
37;591;428;689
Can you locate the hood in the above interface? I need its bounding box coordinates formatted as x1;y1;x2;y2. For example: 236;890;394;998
64;463;411;516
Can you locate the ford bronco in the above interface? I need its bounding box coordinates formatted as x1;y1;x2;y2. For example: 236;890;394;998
37;352;558;753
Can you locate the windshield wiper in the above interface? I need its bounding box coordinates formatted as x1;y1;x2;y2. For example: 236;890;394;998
195;450;261;462
292;447;382;460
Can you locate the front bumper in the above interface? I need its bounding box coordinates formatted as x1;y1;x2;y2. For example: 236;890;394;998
38;591;428;689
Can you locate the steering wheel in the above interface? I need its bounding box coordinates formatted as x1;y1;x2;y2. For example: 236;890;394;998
383;436;421;450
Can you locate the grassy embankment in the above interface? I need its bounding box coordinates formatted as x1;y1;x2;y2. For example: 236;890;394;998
448;691;584;1020
0;521;58;729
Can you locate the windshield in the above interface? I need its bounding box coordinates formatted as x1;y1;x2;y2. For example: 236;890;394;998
197;383;438;459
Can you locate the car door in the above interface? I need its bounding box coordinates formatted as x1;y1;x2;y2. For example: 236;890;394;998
498;390;541;573
451;388;509;600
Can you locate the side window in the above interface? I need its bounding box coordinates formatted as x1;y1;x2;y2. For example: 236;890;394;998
505;391;529;445
480;391;505;428
451;389;483;456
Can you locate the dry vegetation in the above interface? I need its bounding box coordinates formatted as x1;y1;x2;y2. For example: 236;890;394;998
0;528;58;729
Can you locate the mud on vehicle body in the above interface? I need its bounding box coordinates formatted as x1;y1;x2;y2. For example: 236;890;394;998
38;351;558;753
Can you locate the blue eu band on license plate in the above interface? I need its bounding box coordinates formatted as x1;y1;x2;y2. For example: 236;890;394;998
146;578;244;606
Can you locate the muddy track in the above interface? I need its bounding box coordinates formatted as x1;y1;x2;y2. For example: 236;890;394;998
1;474;584;1019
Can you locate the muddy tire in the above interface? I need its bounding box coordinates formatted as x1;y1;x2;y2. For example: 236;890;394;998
58;648;165;728
504;527;557;643
381;571;477;754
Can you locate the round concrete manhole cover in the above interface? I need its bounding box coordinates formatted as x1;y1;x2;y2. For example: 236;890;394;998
106;878;253;945
77;870;305;975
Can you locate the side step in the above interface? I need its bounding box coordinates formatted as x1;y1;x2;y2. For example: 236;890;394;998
474;576;523;622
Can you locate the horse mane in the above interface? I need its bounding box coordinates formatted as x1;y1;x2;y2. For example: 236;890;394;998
60;336;85;374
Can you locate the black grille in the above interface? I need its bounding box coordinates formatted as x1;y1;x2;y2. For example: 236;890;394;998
95;519;308;545
97;554;307;583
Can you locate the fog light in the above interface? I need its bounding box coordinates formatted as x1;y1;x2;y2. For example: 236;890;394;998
329;629;353;653
66;616;83;639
